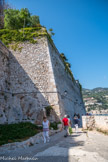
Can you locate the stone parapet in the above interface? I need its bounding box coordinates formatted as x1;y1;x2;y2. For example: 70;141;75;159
82;115;108;131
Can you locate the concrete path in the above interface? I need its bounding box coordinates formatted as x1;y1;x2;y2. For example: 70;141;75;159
0;129;108;162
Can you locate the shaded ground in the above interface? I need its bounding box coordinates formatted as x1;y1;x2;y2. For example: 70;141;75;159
0;129;108;162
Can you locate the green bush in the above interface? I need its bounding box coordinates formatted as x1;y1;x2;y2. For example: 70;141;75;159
50;122;62;130
0;27;47;47
45;106;53;116
60;53;75;82
0;122;41;146
4;8;40;29
50;122;58;130
50;122;61;130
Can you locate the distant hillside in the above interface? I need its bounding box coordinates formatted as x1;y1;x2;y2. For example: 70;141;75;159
82;88;108;113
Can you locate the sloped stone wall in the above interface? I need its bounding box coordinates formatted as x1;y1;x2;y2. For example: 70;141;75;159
8;38;50;124
0;41;10;124
0;36;86;124
0;38;59;124
0;41;9;92
47;39;86;122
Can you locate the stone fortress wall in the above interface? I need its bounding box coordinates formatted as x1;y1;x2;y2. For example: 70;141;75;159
0;36;86;125
82;115;108;131
0;41;10;124
47;39;86;121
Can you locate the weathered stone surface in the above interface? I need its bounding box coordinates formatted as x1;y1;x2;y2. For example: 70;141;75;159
0;108;6;124
0;37;86;124
82;116;108;131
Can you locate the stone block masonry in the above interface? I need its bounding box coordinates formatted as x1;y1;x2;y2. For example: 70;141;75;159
47;39;86;123
82;116;108;131
0;41;10;124
0;35;86;124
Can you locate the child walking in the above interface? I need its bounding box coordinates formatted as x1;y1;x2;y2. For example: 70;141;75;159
42;116;50;143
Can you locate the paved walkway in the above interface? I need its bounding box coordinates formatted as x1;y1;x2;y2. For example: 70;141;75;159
0;129;108;162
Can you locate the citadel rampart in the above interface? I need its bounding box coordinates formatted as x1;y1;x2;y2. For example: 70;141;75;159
82;116;108;131
0;36;86;124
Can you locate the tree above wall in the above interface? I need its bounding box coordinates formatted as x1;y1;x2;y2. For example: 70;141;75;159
0;0;10;29
4;8;40;29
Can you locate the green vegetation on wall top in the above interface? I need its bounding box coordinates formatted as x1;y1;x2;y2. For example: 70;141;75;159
0;7;82;87
0;27;47;47
0;8;48;49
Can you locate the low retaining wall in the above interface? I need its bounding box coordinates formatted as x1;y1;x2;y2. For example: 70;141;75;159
0;129;61;154
82;116;108;131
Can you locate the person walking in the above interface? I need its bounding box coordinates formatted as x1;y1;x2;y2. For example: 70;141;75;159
62;115;69;137
77;114;81;127
74;115;79;133
42;116;50;143
67;115;72;126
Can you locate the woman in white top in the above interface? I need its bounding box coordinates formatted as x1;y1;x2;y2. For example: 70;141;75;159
42;116;50;143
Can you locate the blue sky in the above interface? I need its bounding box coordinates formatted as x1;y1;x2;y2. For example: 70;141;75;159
8;0;108;89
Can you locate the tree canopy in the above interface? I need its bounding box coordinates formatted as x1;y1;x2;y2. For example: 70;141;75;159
4;8;40;29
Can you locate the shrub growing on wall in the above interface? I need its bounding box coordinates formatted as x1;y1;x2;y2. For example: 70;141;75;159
0;27;47;46
45;106;53;116
60;53;75;82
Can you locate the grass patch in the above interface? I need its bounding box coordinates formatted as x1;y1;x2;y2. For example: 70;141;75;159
96;128;108;135
0;122;42;146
